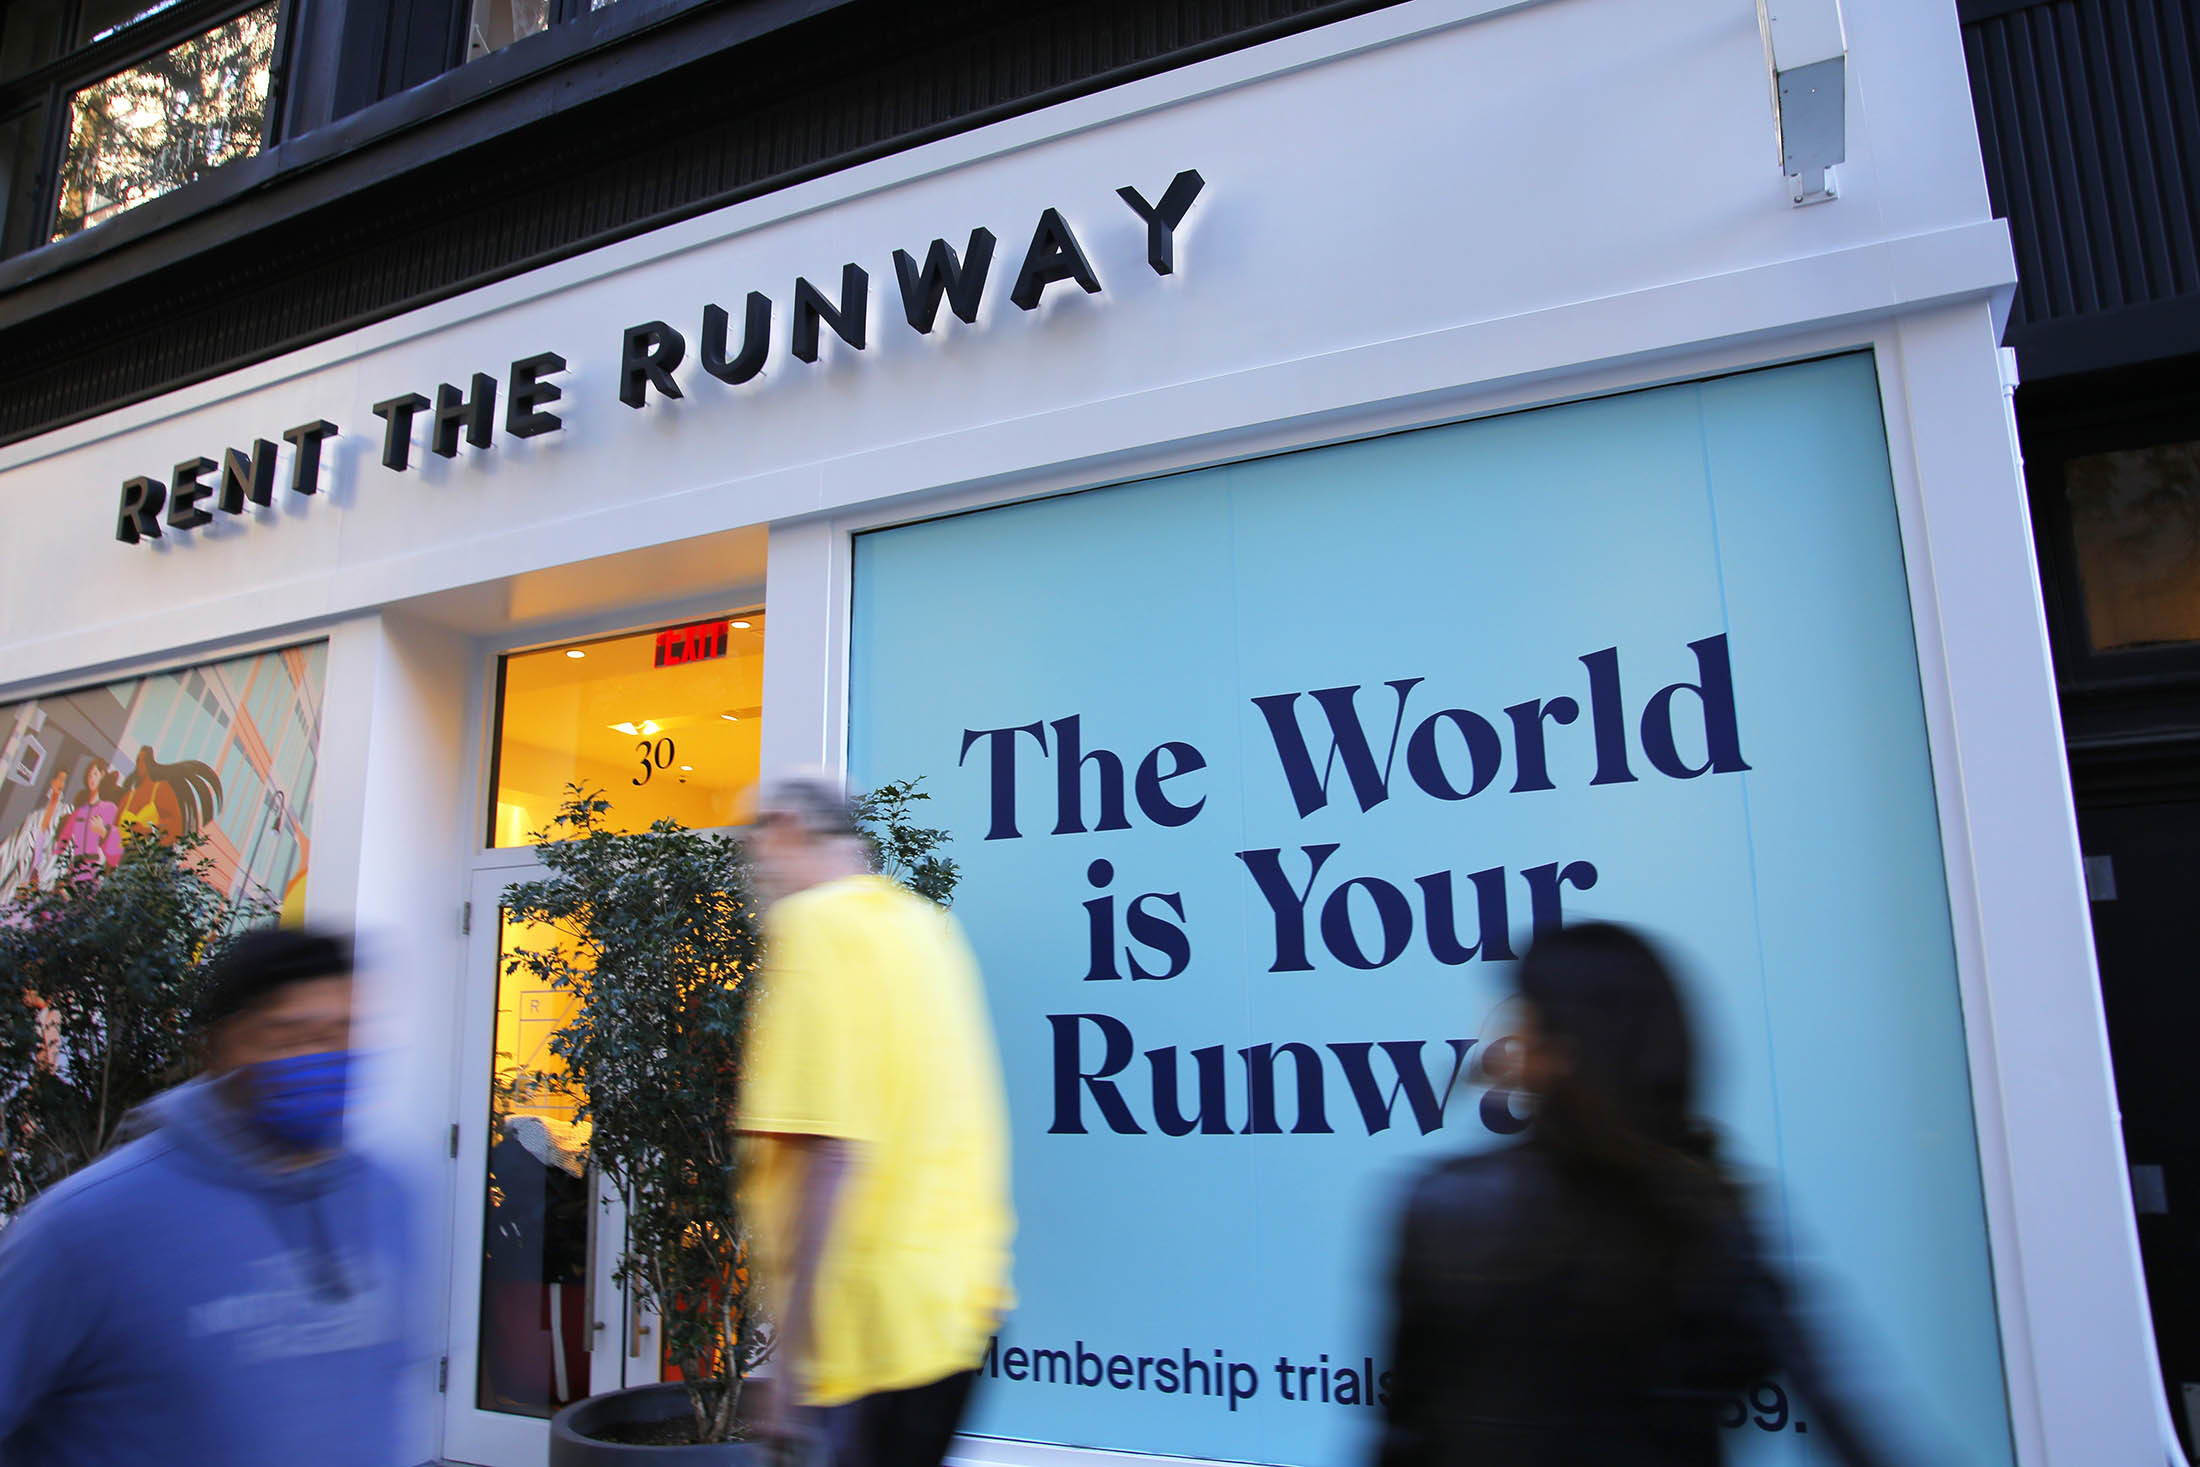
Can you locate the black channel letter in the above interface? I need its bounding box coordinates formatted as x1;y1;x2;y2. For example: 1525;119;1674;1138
115;476;166;543
1117;169;1205;275
700;296;771;385
505;354;566;439
216;440;279;513
620;321;686;409
792;264;870;363
167;457;216;530
282;420;339;495
432;373;498;458
894;230;996;332
1010;209;1102;310
372;393;429;471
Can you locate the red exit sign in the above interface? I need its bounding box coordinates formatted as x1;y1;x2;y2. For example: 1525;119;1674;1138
655;620;729;668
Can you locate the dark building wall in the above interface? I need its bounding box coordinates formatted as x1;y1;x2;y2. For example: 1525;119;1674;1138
0;0;1399;448
1961;0;2200;379
1965;5;2200;1447
1959;0;2200;759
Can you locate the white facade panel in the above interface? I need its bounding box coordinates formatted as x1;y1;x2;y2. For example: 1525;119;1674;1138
0;2;2166;1464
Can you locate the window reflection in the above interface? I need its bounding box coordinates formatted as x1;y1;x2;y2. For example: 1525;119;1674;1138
50;1;277;241
75;0;190;47
2067;440;2200;652
489;612;764;846
465;0;550;63
480;905;591;1417
465;0;630;60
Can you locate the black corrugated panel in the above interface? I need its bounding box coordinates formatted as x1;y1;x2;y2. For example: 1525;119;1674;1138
0;0;1401;447
1962;0;2200;378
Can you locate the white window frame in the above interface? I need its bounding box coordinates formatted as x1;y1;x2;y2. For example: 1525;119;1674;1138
759;312;2162;1467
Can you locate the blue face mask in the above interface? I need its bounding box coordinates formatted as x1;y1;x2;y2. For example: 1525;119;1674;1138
243;1050;352;1153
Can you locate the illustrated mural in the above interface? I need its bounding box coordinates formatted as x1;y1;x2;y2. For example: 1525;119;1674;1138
0;643;327;921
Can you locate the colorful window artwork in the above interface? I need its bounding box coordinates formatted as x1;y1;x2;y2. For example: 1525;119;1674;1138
0;642;326;922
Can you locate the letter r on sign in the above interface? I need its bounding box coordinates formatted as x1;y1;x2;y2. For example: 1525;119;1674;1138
116;477;166;543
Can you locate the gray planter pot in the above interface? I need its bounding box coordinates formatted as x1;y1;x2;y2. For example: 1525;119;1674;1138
548;1381;771;1465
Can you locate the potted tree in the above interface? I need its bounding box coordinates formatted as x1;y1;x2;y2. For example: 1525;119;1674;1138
0;833;265;1219
507;780;955;1461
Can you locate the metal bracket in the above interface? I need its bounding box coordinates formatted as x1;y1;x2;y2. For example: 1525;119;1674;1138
1777;56;1844;204
1760;0;1846;206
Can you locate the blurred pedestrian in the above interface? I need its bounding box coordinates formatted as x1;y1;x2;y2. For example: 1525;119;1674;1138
738;772;1014;1467
1377;922;1896;1467
0;927;417;1466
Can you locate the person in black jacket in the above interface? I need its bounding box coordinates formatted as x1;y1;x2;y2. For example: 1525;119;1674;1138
1377;923;1897;1467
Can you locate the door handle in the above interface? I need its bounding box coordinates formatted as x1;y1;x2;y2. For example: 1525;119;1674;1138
583;1165;601;1338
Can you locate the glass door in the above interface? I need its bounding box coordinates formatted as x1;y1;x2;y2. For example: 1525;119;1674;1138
442;863;657;1466
447;609;765;1463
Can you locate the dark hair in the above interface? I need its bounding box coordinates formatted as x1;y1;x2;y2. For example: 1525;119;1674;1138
1516;922;1700;1153
126;746;224;838
200;926;352;1030
80;759;122;806
1514;923;1728;1269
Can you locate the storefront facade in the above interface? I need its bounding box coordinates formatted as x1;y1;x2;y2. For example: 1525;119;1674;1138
0;2;2173;1463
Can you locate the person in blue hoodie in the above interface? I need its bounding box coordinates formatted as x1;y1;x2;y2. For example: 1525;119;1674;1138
0;926;419;1466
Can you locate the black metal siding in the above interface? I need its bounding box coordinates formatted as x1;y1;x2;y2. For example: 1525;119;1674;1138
1962;0;2200;377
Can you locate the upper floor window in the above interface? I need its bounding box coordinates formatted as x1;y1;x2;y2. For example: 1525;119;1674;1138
463;0;620;65
2065;439;2200;654
0;0;283;254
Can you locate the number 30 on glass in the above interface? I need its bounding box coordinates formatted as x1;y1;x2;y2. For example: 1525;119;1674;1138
633;737;676;786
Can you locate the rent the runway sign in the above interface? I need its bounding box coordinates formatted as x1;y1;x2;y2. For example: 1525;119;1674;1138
107;171;1203;547
847;354;2016;1467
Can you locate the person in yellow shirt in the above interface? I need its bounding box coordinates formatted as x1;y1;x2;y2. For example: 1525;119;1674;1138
739;772;1014;1467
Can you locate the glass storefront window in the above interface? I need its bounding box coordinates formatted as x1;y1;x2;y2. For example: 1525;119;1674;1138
0;641;325;917
488;612;764;847
848;355;2013;1464
2067;439;2200;653
49;1;277;242
478;902;592;1417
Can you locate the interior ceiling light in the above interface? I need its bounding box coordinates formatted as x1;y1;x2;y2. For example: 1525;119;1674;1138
730;620;752;629
609;720;664;737
565;649;586;659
